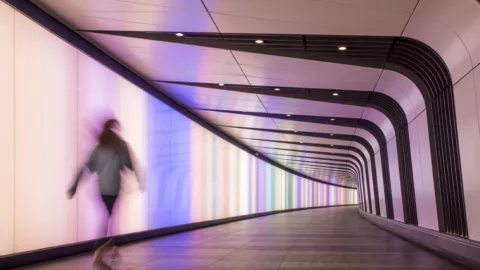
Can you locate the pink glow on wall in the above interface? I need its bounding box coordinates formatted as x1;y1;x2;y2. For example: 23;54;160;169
0;1;15;256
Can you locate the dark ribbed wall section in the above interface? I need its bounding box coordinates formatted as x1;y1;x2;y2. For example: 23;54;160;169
258;146;368;211
182;84;409;219
358;120;394;219
368;93;417;225
262;150;369;211
228;125;381;215
207;109;393;218
251;138;375;213
388;38;467;236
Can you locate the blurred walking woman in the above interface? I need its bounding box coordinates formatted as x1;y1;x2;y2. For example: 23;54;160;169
67;119;142;267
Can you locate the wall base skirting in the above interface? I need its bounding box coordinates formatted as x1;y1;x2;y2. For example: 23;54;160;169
0;205;356;270
359;210;480;269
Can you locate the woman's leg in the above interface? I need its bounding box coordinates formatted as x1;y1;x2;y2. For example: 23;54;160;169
94;195;117;262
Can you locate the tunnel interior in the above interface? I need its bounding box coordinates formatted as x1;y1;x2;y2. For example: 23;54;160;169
1;0;480;269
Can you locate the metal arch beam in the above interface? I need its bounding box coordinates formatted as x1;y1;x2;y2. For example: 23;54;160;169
256;146;370;211
210;110;391;217
247;138;368;176
264;153;361;178
279;161;358;175
284;164;356;176
180;83;404;218
222;125;381;213
250;138;375;212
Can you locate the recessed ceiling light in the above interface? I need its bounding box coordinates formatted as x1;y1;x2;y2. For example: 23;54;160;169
255;39;264;44
176;32;184;37
287;114;291;117
274;88;281;91
218;83;224;86
338;46;347;51
332;92;339;96
330;118;335;121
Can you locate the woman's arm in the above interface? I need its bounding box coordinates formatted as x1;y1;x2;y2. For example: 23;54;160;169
67;147;97;199
67;168;85;199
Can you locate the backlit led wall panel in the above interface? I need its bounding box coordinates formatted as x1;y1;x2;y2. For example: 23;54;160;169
0;1;15;256
0;3;357;256
13;9;78;253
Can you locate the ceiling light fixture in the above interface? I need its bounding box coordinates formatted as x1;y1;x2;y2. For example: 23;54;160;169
176;32;184;37
218;83;224;86
274;88;281;91
294;130;298;133
338;46;347;51
330;118;335;121
287;114;291;117
255;39;264;44
332;92;339;96
330;133;334;136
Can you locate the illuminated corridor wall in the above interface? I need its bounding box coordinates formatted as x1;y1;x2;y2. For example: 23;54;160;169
0;2;356;256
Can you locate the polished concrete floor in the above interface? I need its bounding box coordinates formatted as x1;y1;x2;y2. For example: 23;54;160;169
16;206;467;270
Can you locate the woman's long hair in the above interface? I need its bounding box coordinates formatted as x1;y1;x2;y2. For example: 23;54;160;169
98;119;119;145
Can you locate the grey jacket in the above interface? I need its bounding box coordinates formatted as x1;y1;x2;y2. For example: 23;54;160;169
70;136;133;196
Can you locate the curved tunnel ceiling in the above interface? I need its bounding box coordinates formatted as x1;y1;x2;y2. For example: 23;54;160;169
25;0;480;236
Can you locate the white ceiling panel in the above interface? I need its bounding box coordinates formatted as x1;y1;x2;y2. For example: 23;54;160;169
204;0;417;36
403;0;480;83
260;149;300;156
156;83;259;101
375;70;426;122
155;83;266;112
284;160;352;167
403;2;472;84
282;135;352;147
290;145;351;156
273;119;357;135
242;139;295;150
290;167;351;173
266;152;360;170
33;0;217;32
82;33;249;84
272;157;351;167
258;95;365;118
195;110;278;129
233;51;382;91
351;141;370;160
265;152;353;163
221;127;287;141
354;128;379;153
285;164;354;173
361;108;395;141
289;169;352;177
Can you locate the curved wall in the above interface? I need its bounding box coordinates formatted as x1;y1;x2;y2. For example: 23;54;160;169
0;2;356;256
